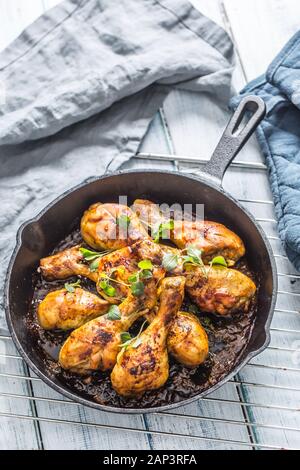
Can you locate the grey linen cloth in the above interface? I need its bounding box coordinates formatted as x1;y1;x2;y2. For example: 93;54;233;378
0;0;233;328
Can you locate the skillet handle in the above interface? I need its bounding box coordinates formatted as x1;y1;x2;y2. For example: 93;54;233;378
202;95;266;184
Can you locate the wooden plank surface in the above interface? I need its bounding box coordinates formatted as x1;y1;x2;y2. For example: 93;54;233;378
144;0;252;450
1;0;300;450
0;332;41;449
28;112;173;450
223;0;300;450
223;0;300;81
0;0;47;450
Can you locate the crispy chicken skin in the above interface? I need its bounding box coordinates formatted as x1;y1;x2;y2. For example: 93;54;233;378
132;199;165;230
40;245;97;282
145;309;209;368
59;279;158;374
167;311;209;367
172;220;245;266
111;276;185;397
81;203;149;251
37;288;109;330
96;239;165;302
37;198;258;398
96;246;137;303
185;266;256;316
132;199;245;266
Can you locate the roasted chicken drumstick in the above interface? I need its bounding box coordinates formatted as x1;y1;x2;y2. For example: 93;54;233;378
185;265;256;316
96;239;164;302
132;199;245;266
40;245;97;282
81;202;149;251
37;288;109;330
167;311;209;367
111;276;185;397
144;309;209;368
59;277;158;374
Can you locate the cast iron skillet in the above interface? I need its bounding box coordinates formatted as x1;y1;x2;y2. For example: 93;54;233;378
5;95;277;413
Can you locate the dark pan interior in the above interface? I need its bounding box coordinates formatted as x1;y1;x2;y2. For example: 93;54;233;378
6;171;277;412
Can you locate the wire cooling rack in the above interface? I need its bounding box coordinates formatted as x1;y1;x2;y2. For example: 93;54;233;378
1;152;300;450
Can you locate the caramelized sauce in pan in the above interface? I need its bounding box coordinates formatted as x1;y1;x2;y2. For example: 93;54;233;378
28;227;258;409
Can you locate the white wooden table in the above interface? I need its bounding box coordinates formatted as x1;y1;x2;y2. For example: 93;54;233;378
1;0;300;450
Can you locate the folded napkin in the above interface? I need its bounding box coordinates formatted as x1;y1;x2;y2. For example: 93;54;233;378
0;0;234;328
231;32;300;271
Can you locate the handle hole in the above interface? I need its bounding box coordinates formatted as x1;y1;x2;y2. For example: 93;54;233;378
232;102;259;136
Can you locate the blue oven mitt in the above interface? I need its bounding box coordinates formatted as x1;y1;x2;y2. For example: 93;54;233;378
231;31;300;271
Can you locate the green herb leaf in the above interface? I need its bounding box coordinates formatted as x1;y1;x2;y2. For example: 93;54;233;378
162;252;178;272
104;285;116;297
119;321;147;351
161;219;174;239
183;245;204;267
64;279;81;293
187;245;202;260
99;279;116;297
116;214;130;231
210;256;227;268
120;332;132;344
89;258;100;272
110;266;126;276
182;255;193;264
99;280;108;290
138;259;153;270
130;281;145;296
80;247;112;271
79;248;102;261
153;220;174;242
107;305;121;320
128;273;138;283
139;269;153;280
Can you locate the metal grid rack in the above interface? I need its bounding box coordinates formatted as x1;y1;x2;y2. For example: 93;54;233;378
1;151;300;450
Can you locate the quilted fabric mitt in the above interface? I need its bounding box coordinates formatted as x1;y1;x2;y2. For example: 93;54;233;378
231;31;300;271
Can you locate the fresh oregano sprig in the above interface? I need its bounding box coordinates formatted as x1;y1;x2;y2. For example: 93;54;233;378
116;214;131;231
181;245;208;278
210;255;227;268
162;252;179;272
79;247;112;272
153;220;174;243
128;259;154;297
107;305;121;320
119;320;148;352
98;268;129;298
182;245;204;267
64;279;81;293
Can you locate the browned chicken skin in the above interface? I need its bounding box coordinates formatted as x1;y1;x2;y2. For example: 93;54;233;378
132;199;165;230
37;288;109;330
96;239;165;302
40;245;97;282
145;309;209;368
167;311;209;367
59;278;158;374
81;203;149;251
111;276;185;397
38;199;258;398
172;220;245;266
132;199;245;266
185;265;256;316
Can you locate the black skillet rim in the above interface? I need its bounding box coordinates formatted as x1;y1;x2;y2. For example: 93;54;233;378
4;169;278;414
